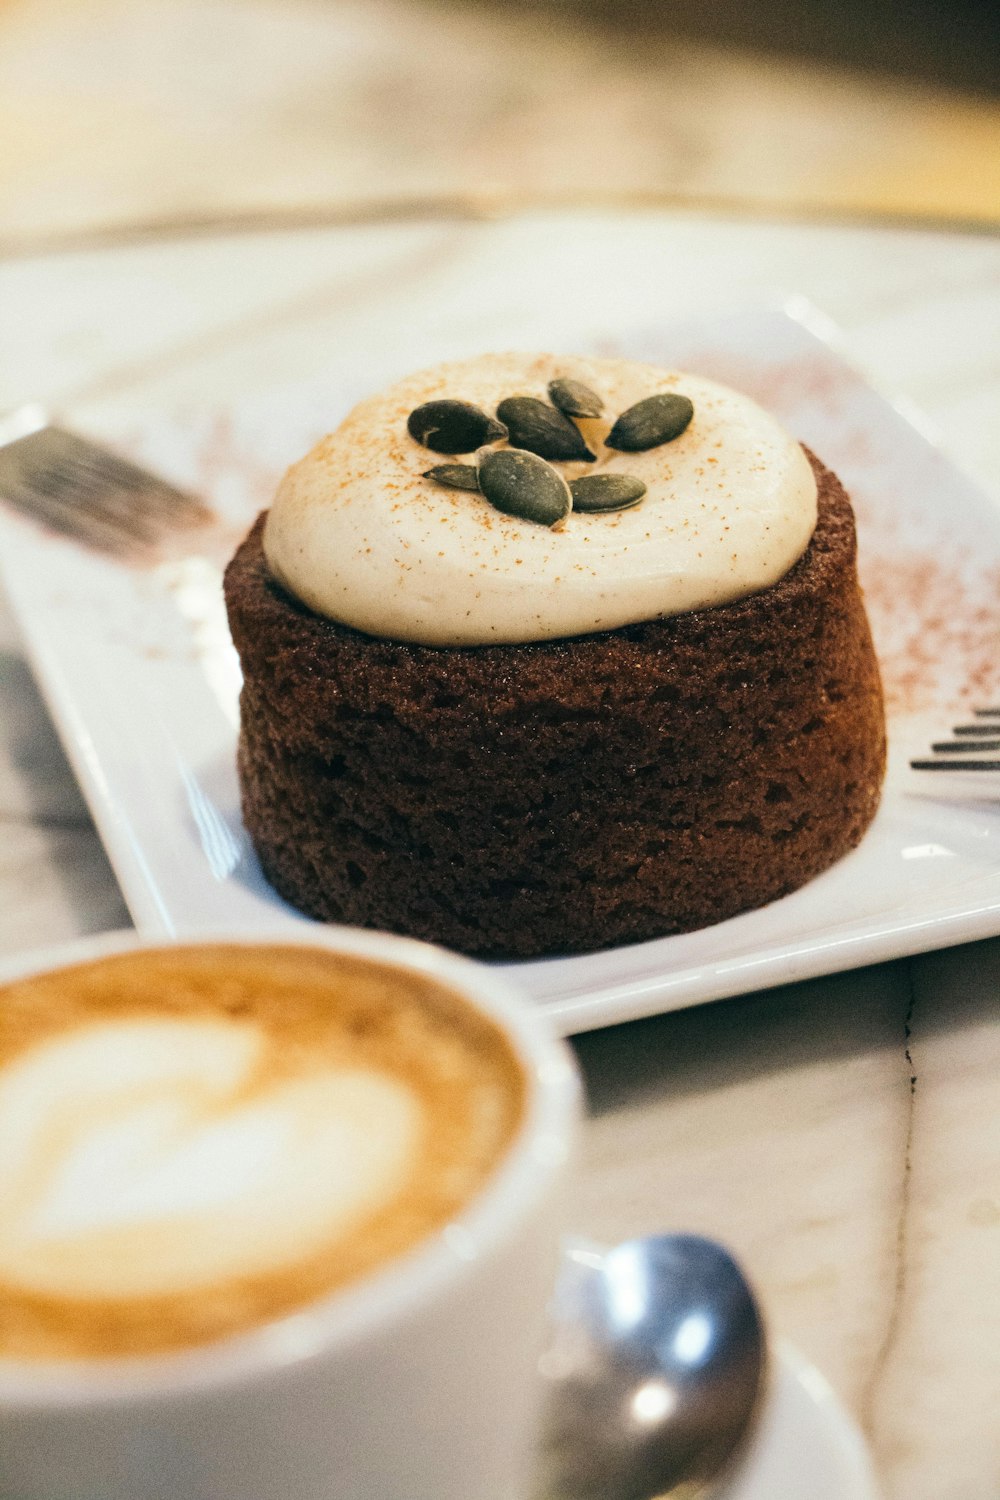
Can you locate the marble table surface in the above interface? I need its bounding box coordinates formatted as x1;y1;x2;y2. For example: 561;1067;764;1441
4;0;999;251
2;208;999;1498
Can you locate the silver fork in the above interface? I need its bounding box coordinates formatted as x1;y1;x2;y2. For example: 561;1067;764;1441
0;404;213;557
911;708;1000;771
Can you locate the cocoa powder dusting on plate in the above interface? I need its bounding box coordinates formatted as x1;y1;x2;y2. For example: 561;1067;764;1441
861;545;1000;717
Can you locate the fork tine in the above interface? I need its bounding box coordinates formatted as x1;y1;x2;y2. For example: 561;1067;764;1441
931;739;1000;753
912;706;1000;770
0;418;213;558
911;759;1000;770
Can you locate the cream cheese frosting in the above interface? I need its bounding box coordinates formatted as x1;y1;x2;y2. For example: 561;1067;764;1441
262;353;818;647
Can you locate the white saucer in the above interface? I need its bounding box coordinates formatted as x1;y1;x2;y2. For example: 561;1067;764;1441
717;1340;880;1500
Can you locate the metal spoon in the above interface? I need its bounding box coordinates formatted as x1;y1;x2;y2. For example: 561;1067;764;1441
535;1235;766;1500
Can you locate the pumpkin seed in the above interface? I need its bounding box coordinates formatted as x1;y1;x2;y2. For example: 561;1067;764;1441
408;400;507;454
570;473;647;512
574;414;612;456
479;448;572;528
423;463;481;491
548;377;604;419
495;397;594;462
606;393;694;451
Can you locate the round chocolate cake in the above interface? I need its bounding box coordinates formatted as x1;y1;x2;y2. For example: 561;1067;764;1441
225;350;885;959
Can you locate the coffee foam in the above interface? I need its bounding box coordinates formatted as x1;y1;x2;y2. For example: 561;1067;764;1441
0;946;525;1361
0;1018;419;1300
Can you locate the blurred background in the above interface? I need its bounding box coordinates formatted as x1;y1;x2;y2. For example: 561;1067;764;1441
1;0;997;253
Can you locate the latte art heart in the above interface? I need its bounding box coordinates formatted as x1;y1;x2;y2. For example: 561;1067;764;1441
0;1018;420;1300
0;944;526;1360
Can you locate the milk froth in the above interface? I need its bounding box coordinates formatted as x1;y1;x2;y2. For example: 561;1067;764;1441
0;945;525;1360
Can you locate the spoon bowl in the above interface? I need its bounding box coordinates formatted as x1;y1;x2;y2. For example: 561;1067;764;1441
535;1234;766;1500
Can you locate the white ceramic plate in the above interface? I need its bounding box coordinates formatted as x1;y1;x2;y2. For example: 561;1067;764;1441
3;303;1000;1035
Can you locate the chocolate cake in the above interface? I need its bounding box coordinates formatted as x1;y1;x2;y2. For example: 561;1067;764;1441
224;445;885;959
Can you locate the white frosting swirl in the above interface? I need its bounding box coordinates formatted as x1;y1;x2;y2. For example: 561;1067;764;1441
263;354;818;647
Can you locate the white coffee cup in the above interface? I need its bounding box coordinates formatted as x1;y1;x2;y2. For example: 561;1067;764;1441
0;927;581;1500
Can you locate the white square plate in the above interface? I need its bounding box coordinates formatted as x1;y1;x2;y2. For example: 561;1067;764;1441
3;304;999;1034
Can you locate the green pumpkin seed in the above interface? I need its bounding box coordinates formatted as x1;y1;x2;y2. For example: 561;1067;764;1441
423;463;481;491
547;377;604;419
408;400;507;454
478;448;572;529
495;397;594;462
606;393;694;452
570;473;647;512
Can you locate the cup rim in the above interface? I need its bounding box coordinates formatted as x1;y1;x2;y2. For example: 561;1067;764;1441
0;925;580;1407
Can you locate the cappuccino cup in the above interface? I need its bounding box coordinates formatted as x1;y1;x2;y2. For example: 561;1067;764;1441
0;928;580;1500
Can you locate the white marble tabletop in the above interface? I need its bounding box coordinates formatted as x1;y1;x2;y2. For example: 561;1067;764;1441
4;0;999;248
2;209;999;1498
